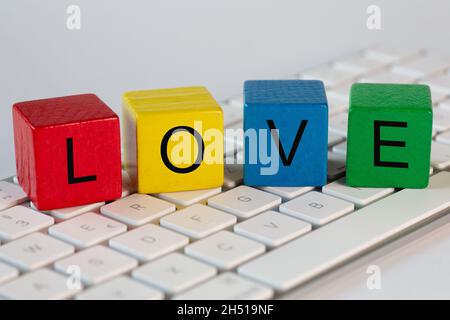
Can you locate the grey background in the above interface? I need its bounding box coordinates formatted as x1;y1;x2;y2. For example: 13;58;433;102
1;0;449;179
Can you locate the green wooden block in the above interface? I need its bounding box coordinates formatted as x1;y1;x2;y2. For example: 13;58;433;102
346;83;432;188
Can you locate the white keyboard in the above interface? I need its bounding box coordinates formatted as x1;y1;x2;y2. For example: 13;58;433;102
2;47;450;300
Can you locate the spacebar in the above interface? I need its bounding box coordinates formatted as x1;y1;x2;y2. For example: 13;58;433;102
238;171;450;292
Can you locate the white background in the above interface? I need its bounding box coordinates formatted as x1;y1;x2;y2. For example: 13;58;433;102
1;0;450;178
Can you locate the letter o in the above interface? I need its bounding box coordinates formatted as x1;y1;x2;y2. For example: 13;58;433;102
160;126;205;174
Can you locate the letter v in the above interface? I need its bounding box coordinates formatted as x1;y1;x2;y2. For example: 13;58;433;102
266;119;308;166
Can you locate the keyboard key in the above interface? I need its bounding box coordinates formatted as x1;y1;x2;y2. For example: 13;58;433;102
76;276;163;300
132;252;216;295
327;152;346;180
332;141;347;156
431;142;450;170
121;169;135;198
329;112;348;137
438;97;450;111
160;204;236;240
227;95;244;108
333;54;388;75
424;74;450;94
364;46;423;63
234;211;311;248
300;65;358;88
0;206;54;241
0;181;28;211
156;187;222;208
326;84;351;103
391;55;450;79
173;272;273;300
322;177;394;208
433;108;450;133
43;201;105;221
358;71;415;84
258;186;314;201
101;193;175;227
48;213;127;249
184;231;265;270
208;186;282;220
239;171;450;292
223;164;243;189
328;97;348;116
0;262;19;284
435;130;450;145
328;131;345;147
280;191;354;227
0;269;81;300
222;104;243;127
109;224;188;262
54;245;138;286
0;233;74;271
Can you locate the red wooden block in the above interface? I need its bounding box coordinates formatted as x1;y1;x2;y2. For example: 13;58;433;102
13;94;122;210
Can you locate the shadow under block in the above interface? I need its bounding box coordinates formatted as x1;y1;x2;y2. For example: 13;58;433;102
122;87;224;193
243;80;328;186
346;83;432;188
13;94;122;210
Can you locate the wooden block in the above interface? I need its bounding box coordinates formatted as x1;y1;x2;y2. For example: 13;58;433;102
122;87;224;193
243;80;328;186
346;83;432;188
13;94;122;210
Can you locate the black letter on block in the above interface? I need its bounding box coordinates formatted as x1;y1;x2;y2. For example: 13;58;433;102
161;126;205;174
267;120;308;166
374;120;408;168
66;138;97;184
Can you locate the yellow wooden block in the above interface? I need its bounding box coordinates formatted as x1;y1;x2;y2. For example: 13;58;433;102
123;86;224;193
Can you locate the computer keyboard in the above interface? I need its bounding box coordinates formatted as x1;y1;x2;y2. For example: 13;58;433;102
2;46;450;300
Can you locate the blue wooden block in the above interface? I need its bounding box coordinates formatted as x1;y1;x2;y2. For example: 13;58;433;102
243;80;328;186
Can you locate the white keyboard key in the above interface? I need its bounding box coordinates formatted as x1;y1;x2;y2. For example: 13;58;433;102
184;231;265;270
42;201;105;221
223;164;243;189
0;206;54;241
433;108;450;133
322;177;394;208
327;97;348;116
326;84;351;103
156;187;221;208
77;276;163;300
239;171;450;292
431;142;450;170
280;191;354;227
173;272;273;300
12;176;19;184
227;95;243;108
0;269;81;300
224;122;244;154
101;194;175;227
424;74;450;94
364;46;423;63
328;131;345;147
300;65;358;88
132;252;216;295
333;54;388;75
160;204;236;240
54;245;137;286
332;141;347;156
48;213;127;249
234;211;311;248
0;262;18;284
327;152;346;180
121;170;134;198
258;186;313;201
358;71;415;84
435;130;450;145
222;104;243;127
0;233;74;272
391;55;450;79
109;224;188;262
329;112;348;137
0;181;28;211
439;97;450;111
208;186;281;220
